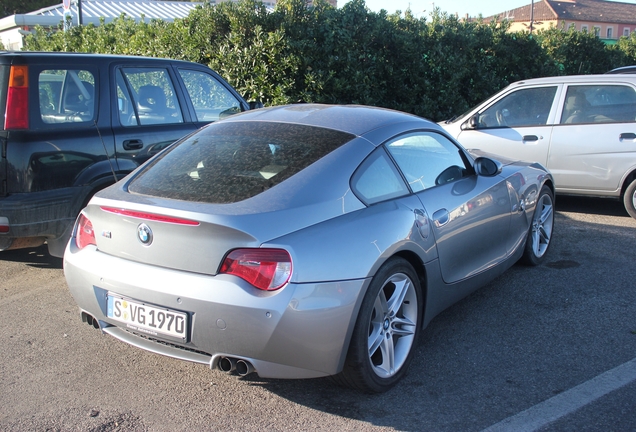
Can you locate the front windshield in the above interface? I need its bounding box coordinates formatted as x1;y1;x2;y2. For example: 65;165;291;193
444;88;511;124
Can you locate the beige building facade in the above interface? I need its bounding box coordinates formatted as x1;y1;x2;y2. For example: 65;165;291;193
487;0;636;42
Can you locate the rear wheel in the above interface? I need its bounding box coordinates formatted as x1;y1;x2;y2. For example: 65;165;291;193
520;185;554;266
336;258;422;393
623;179;636;220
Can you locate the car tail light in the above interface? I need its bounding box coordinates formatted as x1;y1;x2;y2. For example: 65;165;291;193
0;217;9;233
220;249;292;291
75;214;96;249
5;65;29;130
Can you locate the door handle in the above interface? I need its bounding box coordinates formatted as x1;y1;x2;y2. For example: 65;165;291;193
123;139;144;150
432;209;450;227
522;135;539;142
619;133;636;140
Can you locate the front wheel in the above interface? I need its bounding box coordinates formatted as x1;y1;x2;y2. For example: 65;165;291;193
520;185;554;266
623;178;636;220
335;258;422;393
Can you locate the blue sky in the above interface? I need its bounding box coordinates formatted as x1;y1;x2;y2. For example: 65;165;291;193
340;0;636;19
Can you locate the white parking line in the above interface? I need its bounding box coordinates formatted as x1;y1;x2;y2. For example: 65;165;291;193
482;357;636;432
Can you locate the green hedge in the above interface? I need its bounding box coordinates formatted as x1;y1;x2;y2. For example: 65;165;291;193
23;0;636;121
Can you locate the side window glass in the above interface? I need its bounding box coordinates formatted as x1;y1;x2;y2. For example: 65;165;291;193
178;69;242;122
386;132;469;192
478;86;557;128
351;148;409;205
561;85;636;125
39;69;96;124
120;68;184;126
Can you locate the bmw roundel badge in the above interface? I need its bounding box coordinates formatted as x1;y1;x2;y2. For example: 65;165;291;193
137;223;153;246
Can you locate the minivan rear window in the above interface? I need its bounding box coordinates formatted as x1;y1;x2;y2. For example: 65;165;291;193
39;69;96;124
128;121;354;203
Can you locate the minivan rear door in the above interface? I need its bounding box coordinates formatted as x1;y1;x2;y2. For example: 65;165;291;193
549;82;636;193
112;65;199;168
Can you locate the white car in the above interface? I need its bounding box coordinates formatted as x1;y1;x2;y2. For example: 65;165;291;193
441;74;636;219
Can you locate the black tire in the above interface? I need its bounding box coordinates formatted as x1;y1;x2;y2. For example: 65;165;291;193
520;185;555;266
623;178;636;220
334;257;422;393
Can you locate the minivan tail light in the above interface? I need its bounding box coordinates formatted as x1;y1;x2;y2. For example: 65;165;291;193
0;217;9;233
75;214;96;249
5;65;29;130
220;249;292;291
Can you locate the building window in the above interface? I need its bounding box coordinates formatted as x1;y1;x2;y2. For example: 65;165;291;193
594;26;601;37
624;28;631;37
581;25;589;32
607;27;613;39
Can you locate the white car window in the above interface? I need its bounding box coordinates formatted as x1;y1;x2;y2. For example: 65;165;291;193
478;86;557;128
560;85;636;125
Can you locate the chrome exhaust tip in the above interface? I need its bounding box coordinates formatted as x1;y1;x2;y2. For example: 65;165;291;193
219;357;237;373
236;359;255;377
81;312;101;329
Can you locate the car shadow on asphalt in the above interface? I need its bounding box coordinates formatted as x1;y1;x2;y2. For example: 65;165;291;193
0;244;63;269
556;195;629;217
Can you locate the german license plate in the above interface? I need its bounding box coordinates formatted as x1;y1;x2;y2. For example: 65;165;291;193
107;294;187;340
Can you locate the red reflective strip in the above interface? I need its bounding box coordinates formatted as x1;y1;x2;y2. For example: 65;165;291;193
0;225;9;233
100;206;200;226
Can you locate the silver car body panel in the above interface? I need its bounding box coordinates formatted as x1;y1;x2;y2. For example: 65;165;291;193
64;245;369;378
65;104;554;379
442;74;636;198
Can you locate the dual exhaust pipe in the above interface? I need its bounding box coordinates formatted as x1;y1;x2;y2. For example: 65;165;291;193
218;357;255;377
82;312;256;377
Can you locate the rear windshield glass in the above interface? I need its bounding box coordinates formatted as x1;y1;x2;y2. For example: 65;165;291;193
128;121;354;203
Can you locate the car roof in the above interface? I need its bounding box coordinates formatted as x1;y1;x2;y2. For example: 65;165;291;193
0;51;195;65
506;74;636;88
220;104;434;136
606;65;636;74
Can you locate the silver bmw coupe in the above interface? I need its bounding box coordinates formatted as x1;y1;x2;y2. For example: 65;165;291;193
64;104;555;393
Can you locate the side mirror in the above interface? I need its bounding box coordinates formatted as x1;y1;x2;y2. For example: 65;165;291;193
248;101;264;110
461;114;479;130
474;157;502;177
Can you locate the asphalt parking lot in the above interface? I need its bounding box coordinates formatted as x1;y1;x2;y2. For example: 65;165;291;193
1;195;635;431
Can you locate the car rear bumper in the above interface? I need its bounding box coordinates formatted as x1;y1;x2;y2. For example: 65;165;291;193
0;187;81;240
64;243;369;379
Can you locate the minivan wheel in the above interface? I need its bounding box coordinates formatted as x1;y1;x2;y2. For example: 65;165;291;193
335;258;422;393
624;179;636;220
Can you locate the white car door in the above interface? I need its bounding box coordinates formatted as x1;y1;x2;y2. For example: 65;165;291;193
548;83;636;194
452;85;562;166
